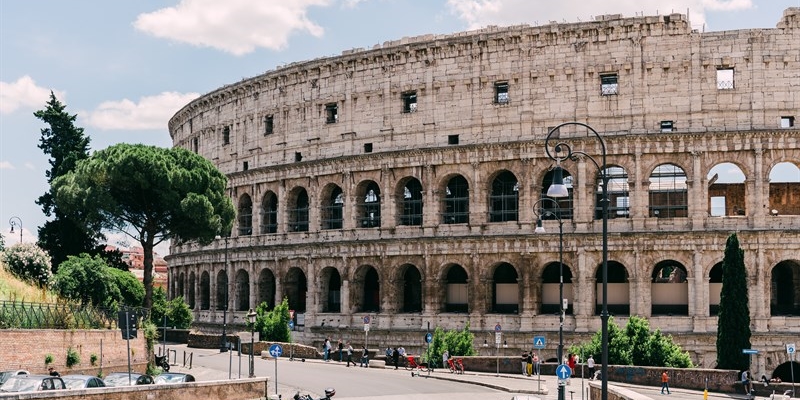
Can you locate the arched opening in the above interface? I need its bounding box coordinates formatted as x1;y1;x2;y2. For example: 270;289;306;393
235;269;250;311
772;361;800;383
651;260;689;315
768;162;800;216
398;178;423;226
598;166;630;219
178;272;185;299
360;267;380;312
649;164;688;218
321;185;344;230
541;262;574;314
707;163;747;216
771;261;800;316
289;188;309;232
188;271;196;309
445;264;469;313
709;262;723;315
200;271;210;310
596;261;630;315
215;270;228;311
491;263;518;313
541;168;573;220
261;191;278;234
489;171;519;222
358;181;381;228
442;175;469;224
238;194;253;235
400;264;422;313
284;267;307;313
320;267;342;313
258;269;276;310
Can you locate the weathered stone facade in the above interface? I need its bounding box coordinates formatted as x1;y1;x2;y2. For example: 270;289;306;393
166;9;800;376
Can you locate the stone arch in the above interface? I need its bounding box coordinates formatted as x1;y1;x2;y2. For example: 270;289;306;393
709;262;723;315
287;187;309;232
540;262;574;315
443;264;469;313
178;272;185;299
441;174;469;224
200;271;210;310
541;168;574;220
397;177;423;226
399;264;423;313
320;184;344;230
772;361;800;383
353;265;380;312
234;269;250;311
491;262;519;313
261;191;278;234
356;180;381;228
648;163;688;218
320;266;342;313
598;165;630;219
771;260;800;315
216;270;228;311
238;194;253;235
651;260;689;315
768;161;800;216
595;261;630;315
258;268;276;309
284;267;307;313
488;170;519;222
188;271;196;309
707;162;747;217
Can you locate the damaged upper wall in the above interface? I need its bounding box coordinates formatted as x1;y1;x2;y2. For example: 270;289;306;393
169;8;799;174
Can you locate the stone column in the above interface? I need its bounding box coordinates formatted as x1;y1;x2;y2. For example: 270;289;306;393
341;279;351;315
471;162;487;226
424;165;438;228
690;151;705;225
751;147;765;226
575;155;591;225
693;250;706;317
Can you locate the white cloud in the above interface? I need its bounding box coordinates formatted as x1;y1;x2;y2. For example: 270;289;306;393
134;0;332;55
0;161;14;170
82;92;199;131
0;76;64;115
446;0;755;31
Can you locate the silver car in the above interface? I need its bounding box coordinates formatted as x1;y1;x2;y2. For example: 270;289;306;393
61;374;106;389
0;375;66;392
103;372;154;387
0;370;29;386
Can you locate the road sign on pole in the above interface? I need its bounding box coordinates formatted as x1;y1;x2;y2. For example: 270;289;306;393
268;344;283;396
787;344;796;355
494;324;502;332
742;349;759;355
533;336;546;349
556;364;572;379
425;333;433;344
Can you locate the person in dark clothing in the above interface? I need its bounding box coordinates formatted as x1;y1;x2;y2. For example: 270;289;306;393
337;340;343;362
47;367;60;377
392;347;400;370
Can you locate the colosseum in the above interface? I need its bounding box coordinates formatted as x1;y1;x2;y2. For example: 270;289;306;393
166;8;800;374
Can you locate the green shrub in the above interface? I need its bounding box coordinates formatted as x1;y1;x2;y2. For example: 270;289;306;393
2;243;52;287
45;353;54;365
65;347;80;368
90;353;98;366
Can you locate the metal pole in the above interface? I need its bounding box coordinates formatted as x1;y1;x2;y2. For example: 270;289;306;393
229;339;233;379
558;215;565;400
791;351;795;397
125;311;132;386
496;340;500;377
274;356;278;396
220;236;229;353
162;315;167;357
249;325;255;377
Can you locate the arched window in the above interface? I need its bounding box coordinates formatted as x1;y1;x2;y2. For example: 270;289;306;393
401;265;422;313
289;188;309;232
445;265;469;313
200;271;210;310
768;162;800;216
261;192;278;234
707;163;746;217
358;181;381;228
321;186;344;230
188;271;196;309
597;166;629;219
541;262;573;314
235;269;250;311
489;171;519;222
399;178;423;226
442;175;469;224
648;164;688;218
216;270;228;311
595;261;629;315
492;263;518;314
238;194;253;235
258;269;276;310
650;260;688;315
321;267;341;313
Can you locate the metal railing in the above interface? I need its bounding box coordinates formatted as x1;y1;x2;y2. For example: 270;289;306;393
0;301;145;330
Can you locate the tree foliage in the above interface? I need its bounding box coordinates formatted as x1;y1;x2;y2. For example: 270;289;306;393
52;253;144;310
1;243;52;287
254;298;291;343
570;316;693;368
53;143;235;309
717;233;751;370
423;323;477;367
149;287;193;329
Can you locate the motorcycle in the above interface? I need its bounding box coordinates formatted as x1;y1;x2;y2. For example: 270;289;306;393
293;387;335;400
154;354;170;372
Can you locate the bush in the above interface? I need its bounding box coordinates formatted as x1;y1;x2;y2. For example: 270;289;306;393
2;243;52;287
52;253;144;310
424;323;476;367
149;287;193;329
90;353;98;366
254;298;291;343
45;354;54;365
65;347;80;368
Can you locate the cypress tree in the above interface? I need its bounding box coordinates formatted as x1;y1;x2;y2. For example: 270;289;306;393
716;233;751;370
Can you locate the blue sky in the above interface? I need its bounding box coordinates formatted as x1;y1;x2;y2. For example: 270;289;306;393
1;0;798;252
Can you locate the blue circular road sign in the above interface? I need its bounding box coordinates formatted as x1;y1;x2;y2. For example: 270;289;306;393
269;344;283;358
288;320;295;329
556;364;572;379
494;324;502;332
363;316;371;324
425;333;433;344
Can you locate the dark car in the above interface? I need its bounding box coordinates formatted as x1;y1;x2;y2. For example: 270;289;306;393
0;370;29;385
153;372;195;384
61;374;106;389
0;375;66;392
103;372;154;387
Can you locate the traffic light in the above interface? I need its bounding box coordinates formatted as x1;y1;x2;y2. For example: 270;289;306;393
118;311;138;340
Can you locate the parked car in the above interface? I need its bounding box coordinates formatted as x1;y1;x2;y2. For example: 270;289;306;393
153;372;195;384
61;374;106;389
0;375;66;392
103;372;154;387
0;370;29;385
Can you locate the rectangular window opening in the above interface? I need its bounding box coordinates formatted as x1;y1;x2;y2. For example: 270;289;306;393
448;134;459;145
494;82;509;104
716;68;734;90
222;126;230;145
781;116;795;128
242;161;249;171
660;120;674;132
264;115;274;135
600;74;618;95
364;143;373;153
192;137;198;153
325;103;338;123
294;152;303;162
402;92;417;113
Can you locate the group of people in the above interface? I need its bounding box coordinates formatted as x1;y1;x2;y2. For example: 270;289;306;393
321;337;370;367
519;351;541;376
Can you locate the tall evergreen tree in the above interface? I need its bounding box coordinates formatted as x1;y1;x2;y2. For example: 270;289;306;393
716;233;751;370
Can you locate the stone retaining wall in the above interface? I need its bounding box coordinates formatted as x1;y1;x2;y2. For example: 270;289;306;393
0;378;268;400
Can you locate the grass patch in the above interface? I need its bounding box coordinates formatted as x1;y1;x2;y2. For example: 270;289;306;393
0;259;58;303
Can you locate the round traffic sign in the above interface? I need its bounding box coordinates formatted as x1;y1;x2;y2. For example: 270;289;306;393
788;344;796;354
269;343;283;358
425;333;433;344
363;316;371;324
556;364;572;379
288;320;295;329
494;324;502;332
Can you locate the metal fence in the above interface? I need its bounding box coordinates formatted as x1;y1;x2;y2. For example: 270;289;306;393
0;301;147;330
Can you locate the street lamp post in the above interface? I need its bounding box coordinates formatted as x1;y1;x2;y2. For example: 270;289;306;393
544;122;609;400
8;216;22;244
217;235;229;353
247;308;257;378
533;198;565;400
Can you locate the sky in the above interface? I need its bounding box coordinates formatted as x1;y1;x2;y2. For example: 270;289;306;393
1;0;799;254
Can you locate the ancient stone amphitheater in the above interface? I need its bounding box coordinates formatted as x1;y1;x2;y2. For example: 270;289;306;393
167;8;800;374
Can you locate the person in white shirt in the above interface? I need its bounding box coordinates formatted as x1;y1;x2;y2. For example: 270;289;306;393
587;355;596;380
442;350;450;369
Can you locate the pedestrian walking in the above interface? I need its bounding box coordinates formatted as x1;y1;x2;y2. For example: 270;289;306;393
526;352;533;376
587;355;595;380
533;352;540;375
360;345;369;367
521;351;528;376
323;337;331;361
392;347;400;370
346;343;354;367
661;370;671;394
337;339;343;362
